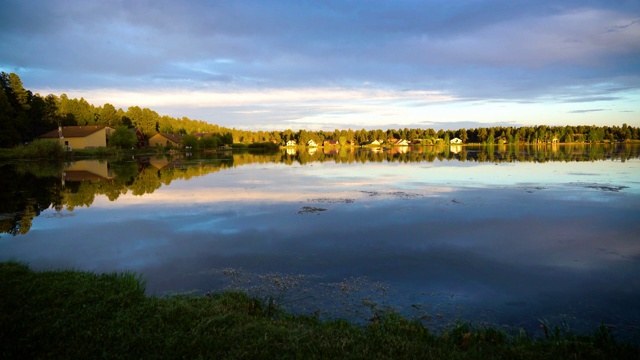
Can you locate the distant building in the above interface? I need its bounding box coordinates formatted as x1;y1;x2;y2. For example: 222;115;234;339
148;133;183;148
362;139;381;146
450;137;463;144
39;125;114;150
285;140;297;147
131;128;147;148
323;139;339;146
307;139;318;147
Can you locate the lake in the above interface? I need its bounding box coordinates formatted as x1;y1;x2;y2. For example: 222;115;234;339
2;144;639;340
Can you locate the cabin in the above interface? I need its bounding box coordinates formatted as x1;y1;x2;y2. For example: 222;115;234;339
285;140;297;147
307;140;318;147
362;139;381;146
148;133;183;148
395;139;410;146
450;137;463;144
323;139;339;147
132;128;147;148
39;126;114;150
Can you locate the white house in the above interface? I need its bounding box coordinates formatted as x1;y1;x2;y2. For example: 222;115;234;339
286;140;297;146
307;139;317;147
450;137;463;144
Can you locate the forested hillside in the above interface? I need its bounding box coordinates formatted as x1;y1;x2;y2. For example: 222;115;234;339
0;72;221;147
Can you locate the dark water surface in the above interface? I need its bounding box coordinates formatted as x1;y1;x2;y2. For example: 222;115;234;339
2;144;639;339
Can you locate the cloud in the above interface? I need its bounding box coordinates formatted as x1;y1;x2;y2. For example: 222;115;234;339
568;109;608;114
1;0;639;129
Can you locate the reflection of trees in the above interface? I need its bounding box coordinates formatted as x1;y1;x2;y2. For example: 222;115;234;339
278;143;639;165
1;144;639;236
0;155;235;236
0;162;65;236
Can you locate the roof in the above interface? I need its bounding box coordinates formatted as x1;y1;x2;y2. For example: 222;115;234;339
40;126;112;139
152;133;183;143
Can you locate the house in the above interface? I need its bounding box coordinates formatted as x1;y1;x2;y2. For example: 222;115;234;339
148;133;183;148
285;140;297;147
307;139;318;147
362;139;380;146
39;126;114;150
132;128;147;148
395;139;410;146
450;137;463;144
323;139;339;147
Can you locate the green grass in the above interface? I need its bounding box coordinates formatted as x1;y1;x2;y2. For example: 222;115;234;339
1;262;638;359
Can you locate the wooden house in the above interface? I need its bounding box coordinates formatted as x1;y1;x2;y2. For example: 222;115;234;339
39;126;114;150
148;133;183;148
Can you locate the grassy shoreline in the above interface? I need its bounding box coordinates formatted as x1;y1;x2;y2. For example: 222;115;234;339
1;262;638;359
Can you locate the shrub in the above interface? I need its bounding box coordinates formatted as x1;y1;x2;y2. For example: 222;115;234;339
199;135;219;149
109;126;138;149
16;139;65;158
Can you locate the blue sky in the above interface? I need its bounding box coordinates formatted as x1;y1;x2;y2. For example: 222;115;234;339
1;0;639;130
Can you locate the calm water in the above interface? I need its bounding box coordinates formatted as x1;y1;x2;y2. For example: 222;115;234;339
2;144;640;339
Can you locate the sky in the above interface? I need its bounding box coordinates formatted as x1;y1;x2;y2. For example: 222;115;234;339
1;0;639;131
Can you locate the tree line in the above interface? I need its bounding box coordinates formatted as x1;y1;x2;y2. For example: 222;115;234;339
2;72;638;149
0;72;222;148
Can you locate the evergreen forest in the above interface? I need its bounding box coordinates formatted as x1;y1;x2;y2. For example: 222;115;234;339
1;72;638;148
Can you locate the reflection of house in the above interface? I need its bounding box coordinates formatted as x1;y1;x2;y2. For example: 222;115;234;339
389;146;408;154
323;139;339;146
450;137;463;144
307;140;317;147
148;133;183;148
285;140;297;147
148;156;184;170
449;145;462;154
63;160;113;182
40;126;114;149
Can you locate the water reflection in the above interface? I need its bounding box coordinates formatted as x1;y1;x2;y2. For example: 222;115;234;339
1;144;639;237
1;144;639;341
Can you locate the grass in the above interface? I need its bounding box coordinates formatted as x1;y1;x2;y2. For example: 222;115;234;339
0;142;182;160
1;262;638;359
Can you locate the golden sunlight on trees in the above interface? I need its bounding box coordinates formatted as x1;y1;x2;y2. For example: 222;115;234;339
0;73;639;149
